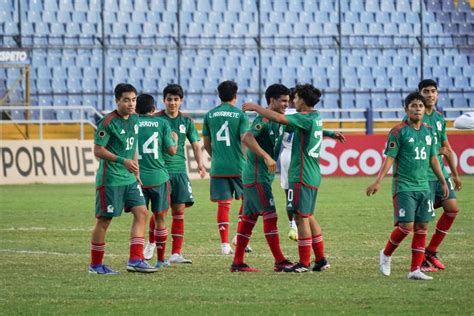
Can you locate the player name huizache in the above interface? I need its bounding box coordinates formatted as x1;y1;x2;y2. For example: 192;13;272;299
209;111;240;118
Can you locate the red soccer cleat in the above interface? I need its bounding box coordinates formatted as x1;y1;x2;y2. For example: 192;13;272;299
425;251;446;270
230;263;261;272
420;260;438;273
274;259;294;272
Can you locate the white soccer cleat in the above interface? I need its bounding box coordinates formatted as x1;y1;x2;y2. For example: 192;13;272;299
169;253;192;264
408;268;433;280
143;242;156;261
221;243;234;255
231;236;252;253
379;249;391;276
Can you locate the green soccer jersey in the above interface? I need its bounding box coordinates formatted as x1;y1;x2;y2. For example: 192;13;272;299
242;116;284;185
403;110;449;180
202;103;249;177
286;111;323;188
384;121;437;194
94;111;139;187
137;114;175;187
155;110;200;173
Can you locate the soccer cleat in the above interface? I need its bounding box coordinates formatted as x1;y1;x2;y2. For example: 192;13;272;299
88;264;119;275
221;243;234;255
379;249;391;276
408;268;433;280
231;236;253;253
169;253;192;264
288;227;298;241
312;258;330;272
230;263;261;272
143;242;156;261
425;251;445;270
274;259;294;272
283;262;310;273
127;259;159;273
420;260;438;273
155;259;170;269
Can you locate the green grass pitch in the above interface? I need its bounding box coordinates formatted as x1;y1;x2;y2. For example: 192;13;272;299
0;177;473;314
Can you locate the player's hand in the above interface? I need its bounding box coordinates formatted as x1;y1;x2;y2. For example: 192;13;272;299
171;132;178;142
366;182;380;196
334;131;346;143
439;146;451;156
452;175;462;191
136;175;143;187
198;165;207;178
441;182;449;200
264;156;277;173
124;159;139;174
242;102;259;112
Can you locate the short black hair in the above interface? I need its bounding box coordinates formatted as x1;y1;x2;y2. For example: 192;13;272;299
163;83;184;99
404;91;427;108
289;87;296;102
136;94;156;114
217;80;238;102
418;79;438;91
294;84;321;107
265;84;290;105
114;83;137;100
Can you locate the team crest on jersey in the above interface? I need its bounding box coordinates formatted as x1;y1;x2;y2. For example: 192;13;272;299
107;205;114;213
98;130;106;138
134;124;139;134
398;208;405;217
436;121;442;131
255;123;262;130
425;135;432;146
389;141;396;148
179;124;186;134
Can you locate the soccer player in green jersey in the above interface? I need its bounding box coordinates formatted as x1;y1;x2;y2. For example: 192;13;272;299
417;79;462;271
143;84;206;264
202;81;249;255
243;84;330;273
367;92;449;281
231;84;293;272
136;94;178;269
89;83;157;274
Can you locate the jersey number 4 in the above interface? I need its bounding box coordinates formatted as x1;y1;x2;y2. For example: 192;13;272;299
138;132;159;159
216;121;230;146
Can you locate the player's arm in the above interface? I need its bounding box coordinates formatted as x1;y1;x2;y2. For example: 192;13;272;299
441;139;462;191
191;141;206;178
323;130;346;143
133;151;143;186
203;136;212;157
241;134;247;160
242;132;276;173
430;155;449;199
94;144;138;174
242;102;289;125
366;156;395;196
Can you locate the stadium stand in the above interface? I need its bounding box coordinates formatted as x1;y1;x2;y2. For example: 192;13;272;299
0;0;473;132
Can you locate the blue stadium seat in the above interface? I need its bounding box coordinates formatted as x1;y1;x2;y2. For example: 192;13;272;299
360;76;374;89
459;23;473;34
391;77;406;90
454;77;470;89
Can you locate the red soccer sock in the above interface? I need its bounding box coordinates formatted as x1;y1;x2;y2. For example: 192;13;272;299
311;234;325;262
148;213;156;243
171;214;184;255
154;228;168;262
383;226;411;256
263;212;286;263
90;242;105;266
411;228;427;271
217;201;231;243
233;216;256;265
298;237;312;267
427;209;458;253
129;237;145;261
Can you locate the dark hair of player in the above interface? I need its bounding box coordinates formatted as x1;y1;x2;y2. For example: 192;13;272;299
289;87;296;102
294;84;321;107
418;79;438;91
404;91;427;108
163;83;184;99
136;94;156;114
114;83;137;100
265;84;290;105
217;80;238;102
